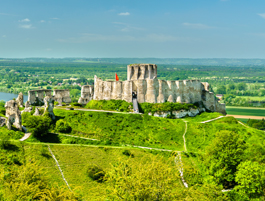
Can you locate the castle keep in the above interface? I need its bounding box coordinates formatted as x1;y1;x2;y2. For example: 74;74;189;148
93;64;226;115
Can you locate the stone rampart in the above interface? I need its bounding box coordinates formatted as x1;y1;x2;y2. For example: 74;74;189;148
78;85;94;105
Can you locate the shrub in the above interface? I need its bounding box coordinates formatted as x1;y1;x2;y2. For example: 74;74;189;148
122;149;134;157
86;164;105;182
0;133;11;149
72;102;82;107
0;107;6;116
23;115;52;137
85;100;133;112
55;119;72;133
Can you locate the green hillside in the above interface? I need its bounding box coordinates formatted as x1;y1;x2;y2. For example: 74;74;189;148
1;107;265;200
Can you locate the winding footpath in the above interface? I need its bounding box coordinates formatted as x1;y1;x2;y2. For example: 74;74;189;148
48;145;72;190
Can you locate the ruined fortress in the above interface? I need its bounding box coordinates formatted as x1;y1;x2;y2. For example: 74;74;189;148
92;64;226;115
28;89;71;105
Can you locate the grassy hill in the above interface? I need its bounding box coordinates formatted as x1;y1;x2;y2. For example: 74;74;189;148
1;108;265;200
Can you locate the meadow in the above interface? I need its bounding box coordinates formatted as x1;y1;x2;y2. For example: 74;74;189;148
226;106;265;117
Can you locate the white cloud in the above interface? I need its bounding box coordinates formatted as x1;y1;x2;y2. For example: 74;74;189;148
2;35;6;38
46;48;52;51
40;20;45;23
19;24;33;29
258;13;265;19
51;17;59;20
182;22;215;29
19;18;30;22
118;12;130;16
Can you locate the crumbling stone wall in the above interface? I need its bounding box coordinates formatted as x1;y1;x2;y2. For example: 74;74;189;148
16;92;24;107
78;85;94;105
5;100;22;130
53;89;71;104
44;96;55;120
28;89;52;105
28;89;71;106
93;64;226;115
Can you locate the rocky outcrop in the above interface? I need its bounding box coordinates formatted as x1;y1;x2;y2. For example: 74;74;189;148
16;92;24;107
0;117;6;127
149;108;206;119
33;108;40;116
44;96;55;120
78;85;94;105
25;101;30;108
5;100;22;130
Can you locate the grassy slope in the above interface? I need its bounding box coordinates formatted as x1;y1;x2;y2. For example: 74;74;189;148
54;109;185;150
186;116;265;153
3;142;174;200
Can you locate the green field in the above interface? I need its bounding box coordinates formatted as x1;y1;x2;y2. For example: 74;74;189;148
226;107;265;117
236;96;265;101
236;118;249;124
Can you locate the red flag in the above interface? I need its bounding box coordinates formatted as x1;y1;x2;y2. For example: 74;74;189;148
115;73;119;81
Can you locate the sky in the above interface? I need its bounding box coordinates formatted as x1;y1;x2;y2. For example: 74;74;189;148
1;0;265;58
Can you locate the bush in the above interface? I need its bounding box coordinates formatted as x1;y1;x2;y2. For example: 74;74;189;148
55;119;72;133
0;107;6;116
0;133;11;149
72;102;82;107
22;114;52;137
86;164;105;182
122;149;134;157
85;100;133;112
139;102;197;114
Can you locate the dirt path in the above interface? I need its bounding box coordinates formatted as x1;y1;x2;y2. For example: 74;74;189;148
227;115;265;119
48;145;71;190
200;116;225;123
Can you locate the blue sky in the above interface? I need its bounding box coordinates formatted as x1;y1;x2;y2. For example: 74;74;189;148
1;0;265;58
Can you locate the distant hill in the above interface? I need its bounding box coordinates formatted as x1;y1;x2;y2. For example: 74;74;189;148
2;57;265;66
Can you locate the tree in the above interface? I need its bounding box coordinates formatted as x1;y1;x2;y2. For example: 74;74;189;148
204;131;247;188
105;156;182;200
237;83;247;91
22;114;52;137
235;161;265;199
216;85;226;94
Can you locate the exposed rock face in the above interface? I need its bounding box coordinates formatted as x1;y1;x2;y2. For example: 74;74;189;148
5;100;22;130
53;89;71;104
149;108;205;119
78;85;94;105
22;107;32;113
44;96;55;120
16;92;24;107
0;117;6;127
25;101;30;108
33;108;40;116
28;89;52;105
93;64;226;115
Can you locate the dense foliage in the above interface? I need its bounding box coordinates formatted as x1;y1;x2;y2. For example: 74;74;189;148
22;112;52;137
85;99;133;112
247;119;265;130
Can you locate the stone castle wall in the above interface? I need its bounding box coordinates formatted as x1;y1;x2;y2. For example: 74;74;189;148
93;64;226;115
78;85;94;105
28;89;71;105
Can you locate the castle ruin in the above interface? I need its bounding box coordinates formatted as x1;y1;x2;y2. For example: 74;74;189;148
28;89;71;105
94;64;226;115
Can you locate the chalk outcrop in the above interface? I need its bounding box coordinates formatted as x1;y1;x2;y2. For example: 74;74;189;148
93;64;226;115
33;108;40;116
44;96;55;120
16;92;24;107
0;117;6;127
78;85;94;105
5;100;22;130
